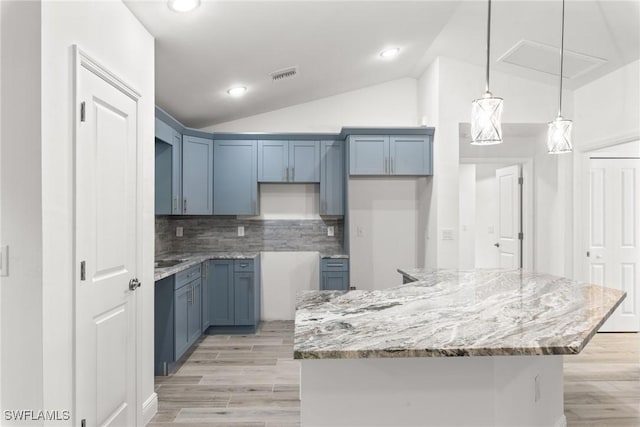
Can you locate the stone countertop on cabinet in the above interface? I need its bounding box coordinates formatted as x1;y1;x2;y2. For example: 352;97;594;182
154;252;259;281
319;253;349;259
294;268;626;360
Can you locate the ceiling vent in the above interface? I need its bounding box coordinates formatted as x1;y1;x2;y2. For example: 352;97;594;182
498;40;607;79
269;66;298;82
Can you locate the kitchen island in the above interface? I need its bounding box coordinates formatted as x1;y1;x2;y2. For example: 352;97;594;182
294;269;625;426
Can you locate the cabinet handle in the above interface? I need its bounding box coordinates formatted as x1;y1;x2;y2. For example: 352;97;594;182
327;263;342;267
285;167;289;181
292;167;295;181
391;158;395;174
184;199;188;214
173;197;178;213
187;287;192;304
385;158;388;174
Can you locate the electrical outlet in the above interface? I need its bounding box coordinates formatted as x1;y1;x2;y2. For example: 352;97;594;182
441;229;454;240
349;286;356;291
238;226;245;237
0;245;8;277
327;226;334;237
176;227;183;237
488;226;495;234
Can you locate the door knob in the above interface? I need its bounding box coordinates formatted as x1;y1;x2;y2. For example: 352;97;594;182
129;278;141;291
494;243;500;248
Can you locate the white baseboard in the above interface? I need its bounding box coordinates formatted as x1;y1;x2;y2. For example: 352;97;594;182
142;392;158;426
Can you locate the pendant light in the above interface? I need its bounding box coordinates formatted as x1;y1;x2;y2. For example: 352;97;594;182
471;0;503;145
548;0;573;154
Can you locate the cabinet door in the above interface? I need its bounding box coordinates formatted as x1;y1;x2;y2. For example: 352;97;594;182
174;284;191;360
182;135;213;214
214;140;258;215
349;135;389;175
234;272;255;325
258;140;288;182
390;136;432;175
289;141;320;182
209;260;234;325
321;271;349;291
320;140;344;215
171;129;183;214
187;280;202;346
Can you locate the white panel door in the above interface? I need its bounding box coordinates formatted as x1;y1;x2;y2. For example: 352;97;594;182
496;165;522;269
589;158;640;332
76;61;139;426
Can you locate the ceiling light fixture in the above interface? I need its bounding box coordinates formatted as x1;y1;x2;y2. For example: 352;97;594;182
471;0;503;145
379;47;400;59
547;0;573;154
227;86;247;97
168;0;200;13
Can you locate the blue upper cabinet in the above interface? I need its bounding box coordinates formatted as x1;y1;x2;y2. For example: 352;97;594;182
213;140;258;215
258;140;288;182
320;140;344;215
390;136;433;175
155;118;182;215
289;141;320;182
182;135;213;214
349;135;389;175
349;134;432;176
258;140;320;183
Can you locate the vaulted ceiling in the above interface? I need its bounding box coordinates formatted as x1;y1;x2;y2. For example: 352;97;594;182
125;0;640;129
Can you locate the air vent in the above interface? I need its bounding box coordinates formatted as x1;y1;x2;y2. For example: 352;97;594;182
270;66;298;82
498;40;607;79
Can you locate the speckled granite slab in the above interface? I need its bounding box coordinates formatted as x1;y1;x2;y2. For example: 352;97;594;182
294;269;626;359
154;252;259;281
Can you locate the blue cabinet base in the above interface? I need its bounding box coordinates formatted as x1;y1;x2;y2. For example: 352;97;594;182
205;324;259;335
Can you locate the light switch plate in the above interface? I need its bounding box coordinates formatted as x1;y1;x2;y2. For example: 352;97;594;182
176;227;183;237
327;226;334;237
357;226;364;237
238;226;245;237
441;229;454;241
0;245;7;277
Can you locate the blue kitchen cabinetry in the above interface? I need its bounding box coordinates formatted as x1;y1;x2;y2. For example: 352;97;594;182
182;135;214;214
213;140;258;215
349;135;432;176
258;140;320;183
155;118;182;214
320;258;349;291
320;140;344;215
207;257;261;333
154;263;203;376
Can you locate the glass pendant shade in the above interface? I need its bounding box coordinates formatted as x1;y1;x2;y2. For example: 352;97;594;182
471;93;504;145
547;116;573;153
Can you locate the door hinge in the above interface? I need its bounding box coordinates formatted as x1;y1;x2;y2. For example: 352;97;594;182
518;232;524;240
80;102;86;122
80;261;86;281
518;177;523;185
81;419;86;427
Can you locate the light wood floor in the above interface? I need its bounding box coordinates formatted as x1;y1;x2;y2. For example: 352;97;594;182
151;322;639;427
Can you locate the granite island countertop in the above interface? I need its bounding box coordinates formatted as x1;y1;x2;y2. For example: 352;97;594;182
294;268;626;359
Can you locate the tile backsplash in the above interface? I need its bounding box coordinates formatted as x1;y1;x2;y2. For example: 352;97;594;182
156;216;344;256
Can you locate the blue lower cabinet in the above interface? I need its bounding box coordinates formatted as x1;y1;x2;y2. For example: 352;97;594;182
320;258;349;291
207;257;261;333
154;264;204;376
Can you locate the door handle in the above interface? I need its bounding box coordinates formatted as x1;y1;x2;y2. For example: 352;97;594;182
129;278;141;291
494;243;500;248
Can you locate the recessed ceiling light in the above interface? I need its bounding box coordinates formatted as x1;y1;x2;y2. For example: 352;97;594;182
379;47;400;59
227;86;247;97
168;0;200;13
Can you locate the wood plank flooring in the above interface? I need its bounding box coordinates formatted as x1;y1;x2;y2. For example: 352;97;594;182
151;322;639;426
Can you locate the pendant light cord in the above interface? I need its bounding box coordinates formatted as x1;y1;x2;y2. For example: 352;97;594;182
558;0;565;117
486;0;492;93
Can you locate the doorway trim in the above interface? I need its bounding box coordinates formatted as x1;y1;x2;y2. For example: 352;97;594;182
72;45;144;426
460;157;534;271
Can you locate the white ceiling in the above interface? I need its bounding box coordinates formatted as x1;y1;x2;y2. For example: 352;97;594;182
125;0;640;129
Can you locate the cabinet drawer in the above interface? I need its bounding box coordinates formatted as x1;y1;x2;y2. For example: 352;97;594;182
175;264;202;289
321;258;349;272
234;259;254;273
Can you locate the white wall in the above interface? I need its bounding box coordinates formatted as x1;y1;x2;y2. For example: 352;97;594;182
40;1;155;425
261;252;319;320
418;56;572;270
256;184;320;220
458;164;476;269
1;2;44;421
349;178;421;290
203;78;418;133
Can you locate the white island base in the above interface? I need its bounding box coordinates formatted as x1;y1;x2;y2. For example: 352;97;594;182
300;355;566;427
